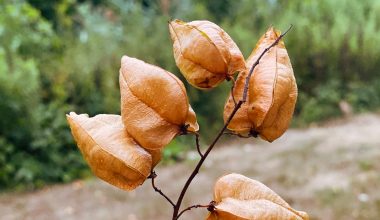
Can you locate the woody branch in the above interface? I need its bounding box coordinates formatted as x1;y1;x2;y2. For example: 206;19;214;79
150;25;293;220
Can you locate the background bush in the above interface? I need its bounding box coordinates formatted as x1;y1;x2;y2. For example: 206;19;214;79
1;0;380;190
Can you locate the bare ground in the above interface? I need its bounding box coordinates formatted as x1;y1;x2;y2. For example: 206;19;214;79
1;113;380;220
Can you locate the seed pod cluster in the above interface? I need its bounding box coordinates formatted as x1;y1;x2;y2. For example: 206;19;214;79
67;20;301;218
67;56;199;190
224;27;297;142
169;19;245;89
207;173;309;220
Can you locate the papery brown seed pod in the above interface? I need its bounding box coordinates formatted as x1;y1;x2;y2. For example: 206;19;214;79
169;19;245;89
247;27;297;142
207;173;309;220
120;55;199;150
66;113;153;191
224;27;297;142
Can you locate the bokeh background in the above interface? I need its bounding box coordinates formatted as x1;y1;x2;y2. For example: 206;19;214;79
1;0;380;219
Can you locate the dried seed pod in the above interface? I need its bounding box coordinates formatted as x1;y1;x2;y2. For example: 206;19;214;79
247;27;297;142
66;113;152;191
224;27;297;141
207;173;308;220
120;55;199;150
169;19;245;89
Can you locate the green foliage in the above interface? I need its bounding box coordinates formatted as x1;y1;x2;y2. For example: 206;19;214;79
1;0;380;190
0;1;91;190
297;80;342;124
222;0;380;122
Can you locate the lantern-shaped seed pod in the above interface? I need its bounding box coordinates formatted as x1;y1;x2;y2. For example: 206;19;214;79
120;55;199;150
66;113;154;191
207;173;309;220
169;19;245;89
224;27;297;142
247;27;297;142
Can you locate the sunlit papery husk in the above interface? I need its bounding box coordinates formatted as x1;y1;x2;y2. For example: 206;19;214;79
247;27;297;142
223;69;252;134
120;55;199;150
207;173;308;220
169;19;245;89
66;113;152;191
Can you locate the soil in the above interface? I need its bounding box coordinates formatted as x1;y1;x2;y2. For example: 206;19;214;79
1;113;380;220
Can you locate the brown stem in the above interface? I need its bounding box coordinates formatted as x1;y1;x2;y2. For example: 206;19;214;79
149;25;293;219
242;24;293;101
149;171;175;207
177;203;211;218
230;77;237;106
171;25;293;220
195;133;203;157
173;98;245;218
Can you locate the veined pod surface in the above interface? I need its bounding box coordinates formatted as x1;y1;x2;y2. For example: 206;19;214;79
207;173;309;220
247;27;297;142
120;55;199;150
169;19;245;89
66;113;153;191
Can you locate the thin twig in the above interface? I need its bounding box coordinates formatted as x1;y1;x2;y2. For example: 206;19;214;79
149;171;175;207
177;204;210;218
171;101;244;219
171;25;293;220
230;77;237;106
242;25;293;102
195;133;203;157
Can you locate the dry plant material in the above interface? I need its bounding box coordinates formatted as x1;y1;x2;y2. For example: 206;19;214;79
66;113;154;191
224;27;297;142
120;55;199;150
207;173;309;220
169;19;245;89
247;27;297;142
66;22;301;220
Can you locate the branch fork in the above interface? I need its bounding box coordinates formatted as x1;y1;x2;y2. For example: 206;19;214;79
151;25;293;220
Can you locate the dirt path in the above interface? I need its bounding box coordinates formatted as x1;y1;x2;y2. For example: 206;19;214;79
1;113;380;220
